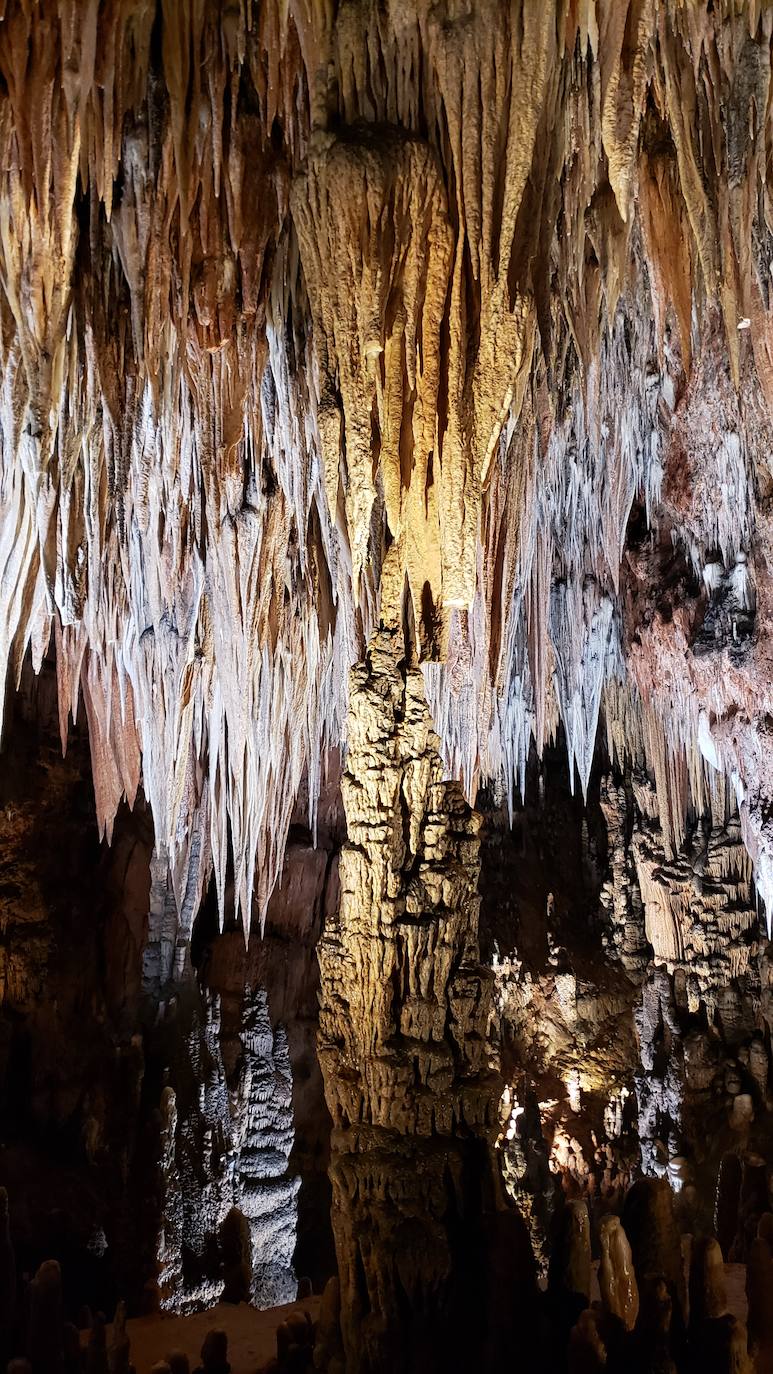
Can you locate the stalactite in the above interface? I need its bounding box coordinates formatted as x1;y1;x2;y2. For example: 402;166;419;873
2;1;773;932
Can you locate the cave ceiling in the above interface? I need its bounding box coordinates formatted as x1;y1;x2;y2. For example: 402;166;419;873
0;0;772;933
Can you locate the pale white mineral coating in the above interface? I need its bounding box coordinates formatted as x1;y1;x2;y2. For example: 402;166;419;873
157;989;298;1313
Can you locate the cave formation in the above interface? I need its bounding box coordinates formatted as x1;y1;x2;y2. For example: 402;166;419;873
2;1;773;1372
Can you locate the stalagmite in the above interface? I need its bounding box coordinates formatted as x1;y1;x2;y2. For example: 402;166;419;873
107;1302;131;1374
0;1188;16;1359
27;1260;64;1374
63;1326;82;1374
622;1179;687;1329
311;1277;343;1373
716;1155;744;1259
153;987;299;1313
568;1309;608;1374
548;1199;593;1328
194;1330;230;1374
689;1238;727;1326
746;1226;773;1360
316;621;536;1372
84;1314;109;1374
599;1214;640;1332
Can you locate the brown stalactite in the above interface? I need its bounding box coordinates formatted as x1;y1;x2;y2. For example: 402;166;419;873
291;127;453;643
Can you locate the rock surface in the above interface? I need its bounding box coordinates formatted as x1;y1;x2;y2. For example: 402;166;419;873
317;625;536;1372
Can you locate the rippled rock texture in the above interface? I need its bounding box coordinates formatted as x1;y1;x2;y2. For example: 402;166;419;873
316;626;536;1372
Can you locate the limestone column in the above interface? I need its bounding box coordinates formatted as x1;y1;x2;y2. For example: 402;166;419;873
317;625;536;1373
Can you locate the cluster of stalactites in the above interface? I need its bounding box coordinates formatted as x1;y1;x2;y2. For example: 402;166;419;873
1;1;773;931
0;0;360;934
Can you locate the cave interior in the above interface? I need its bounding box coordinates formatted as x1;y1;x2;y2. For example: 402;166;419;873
1;2;773;1372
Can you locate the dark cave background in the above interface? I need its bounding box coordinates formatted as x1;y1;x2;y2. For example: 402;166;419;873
1;653;772;1335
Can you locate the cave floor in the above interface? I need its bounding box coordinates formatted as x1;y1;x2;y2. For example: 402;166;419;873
83;1271;748;1373
86;1296;321;1373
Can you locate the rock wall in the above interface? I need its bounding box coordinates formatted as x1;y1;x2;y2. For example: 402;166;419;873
1;644;773;1374
629;781;773;1227
153;987;299;1314
480;748;642;1267
481;738;773;1295
0;655;324;1319
0;659;154;1314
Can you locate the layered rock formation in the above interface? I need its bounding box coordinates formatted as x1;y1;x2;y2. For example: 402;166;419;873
316;625;535;1372
478;739;773;1324
154;988;299;1314
628;791;773;1237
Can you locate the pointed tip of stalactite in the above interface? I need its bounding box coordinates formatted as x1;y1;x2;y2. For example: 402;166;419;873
754;862;773;941
755;888;773;942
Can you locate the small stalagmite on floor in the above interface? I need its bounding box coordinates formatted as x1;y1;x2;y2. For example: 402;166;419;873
599;1214;640;1333
622;1179;687;1332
